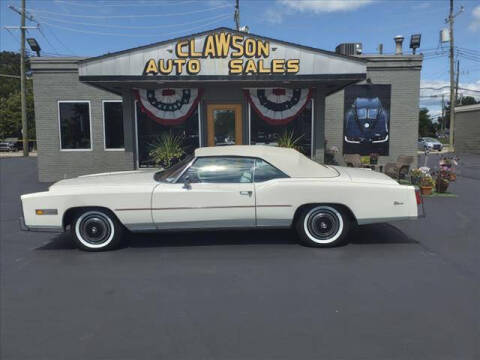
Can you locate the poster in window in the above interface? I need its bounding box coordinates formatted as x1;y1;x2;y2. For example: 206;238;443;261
343;84;391;155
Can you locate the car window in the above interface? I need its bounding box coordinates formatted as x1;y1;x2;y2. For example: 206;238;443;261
155;155;193;183
367;108;378;118
178;157;254;184
254;159;288;182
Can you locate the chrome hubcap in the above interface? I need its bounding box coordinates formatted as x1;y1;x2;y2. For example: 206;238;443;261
307;210;340;240
79;214;112;245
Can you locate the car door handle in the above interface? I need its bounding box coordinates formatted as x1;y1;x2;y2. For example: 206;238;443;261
240;191;253;196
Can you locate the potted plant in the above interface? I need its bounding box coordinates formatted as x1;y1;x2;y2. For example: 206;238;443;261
433;169;452;193
439;157;458;181
420;175;435;196
277;130;303;151
410;168;423;185
360;156;370;166
435;176;449;193
149;132;185;169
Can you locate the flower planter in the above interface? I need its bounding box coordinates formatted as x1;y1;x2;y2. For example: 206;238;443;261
420;186;433;196
449;173;456;182
436;179;449;193
410;175;421;186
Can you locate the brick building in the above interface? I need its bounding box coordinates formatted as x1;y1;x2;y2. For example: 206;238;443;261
30;27;422;182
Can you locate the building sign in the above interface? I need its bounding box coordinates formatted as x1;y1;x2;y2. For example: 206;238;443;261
343;84;391;156
143;32;300;76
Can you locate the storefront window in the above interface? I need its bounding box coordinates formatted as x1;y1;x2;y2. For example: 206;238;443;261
250;101;312;157
58;101;91;150
103;101;124;150
136;103;199;168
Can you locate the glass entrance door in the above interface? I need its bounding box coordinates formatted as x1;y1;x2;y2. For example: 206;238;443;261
207;104;242;146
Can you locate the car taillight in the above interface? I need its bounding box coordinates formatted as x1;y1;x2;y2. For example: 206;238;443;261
415;189;422;205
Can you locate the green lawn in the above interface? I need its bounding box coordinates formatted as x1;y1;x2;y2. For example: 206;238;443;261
397;179;458;197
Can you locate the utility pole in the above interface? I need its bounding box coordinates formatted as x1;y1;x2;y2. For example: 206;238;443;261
446;0;463;150
234;0;240;31
455;60;460;106
441;94;445;131
6;1;39;156
20;0;28;157
448;0;455;150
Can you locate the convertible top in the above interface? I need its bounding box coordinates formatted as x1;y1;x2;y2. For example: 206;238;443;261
195;145;338;178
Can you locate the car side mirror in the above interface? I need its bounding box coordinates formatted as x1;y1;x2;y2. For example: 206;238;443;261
183;175;191;190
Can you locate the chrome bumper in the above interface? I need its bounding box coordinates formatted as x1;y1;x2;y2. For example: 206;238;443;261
19;217;64;233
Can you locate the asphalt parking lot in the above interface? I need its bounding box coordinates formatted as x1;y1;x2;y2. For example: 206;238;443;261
1;156;479;360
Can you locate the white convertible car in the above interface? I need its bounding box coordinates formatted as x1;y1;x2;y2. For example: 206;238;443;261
20;146;422;251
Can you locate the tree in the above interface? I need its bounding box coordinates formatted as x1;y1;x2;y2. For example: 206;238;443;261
0;90;35;139
457;96;479;106
0;51;35;139
418;108;435;137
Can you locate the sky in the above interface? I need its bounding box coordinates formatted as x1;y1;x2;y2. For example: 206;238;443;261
1;0;479;119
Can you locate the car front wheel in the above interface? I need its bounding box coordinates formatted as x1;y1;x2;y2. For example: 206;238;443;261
71;209;124;251
295;205;350;247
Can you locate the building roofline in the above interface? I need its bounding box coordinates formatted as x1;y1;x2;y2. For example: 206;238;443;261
455;103;480;113
78;27;367;65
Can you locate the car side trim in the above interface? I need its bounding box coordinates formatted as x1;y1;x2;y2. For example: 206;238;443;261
115;205;291;211
357;216;418;225
19;217;64;233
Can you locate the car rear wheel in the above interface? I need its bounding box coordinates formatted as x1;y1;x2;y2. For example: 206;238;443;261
295;205;350;247
71;209;124;251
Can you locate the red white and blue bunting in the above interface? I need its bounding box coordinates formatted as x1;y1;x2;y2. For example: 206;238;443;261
244;88;312;125
135;88;202;125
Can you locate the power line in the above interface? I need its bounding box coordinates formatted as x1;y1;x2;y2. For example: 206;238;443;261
41;24;77;55
39;15;231;38
53;0;198;7
26;4;231;19
456;52;480;64
33;12;231;30
456;46;480;55
5;28;21;45
35;27;60;56
421;86;480;93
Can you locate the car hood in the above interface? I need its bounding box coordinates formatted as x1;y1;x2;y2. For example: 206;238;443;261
49;169;158;190
329;166;398;185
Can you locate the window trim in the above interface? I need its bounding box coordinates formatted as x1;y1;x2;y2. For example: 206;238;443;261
57;100;93;152
102;99;125;151
135;99;201;168
310;98;314;159
248;98;315;159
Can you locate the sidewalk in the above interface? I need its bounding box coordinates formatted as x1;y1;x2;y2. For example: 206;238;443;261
0;151;37;158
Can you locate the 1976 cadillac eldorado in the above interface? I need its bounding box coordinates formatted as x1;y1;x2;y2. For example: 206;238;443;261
20;146;422;251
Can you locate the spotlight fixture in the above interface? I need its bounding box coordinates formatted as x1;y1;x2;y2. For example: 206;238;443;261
27;38;41;57
409;34;421;54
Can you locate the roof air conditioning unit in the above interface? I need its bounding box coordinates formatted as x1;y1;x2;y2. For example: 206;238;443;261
335;43;363;56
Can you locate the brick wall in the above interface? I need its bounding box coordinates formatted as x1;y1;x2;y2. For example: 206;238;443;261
31;59;134;182
325;55;422;167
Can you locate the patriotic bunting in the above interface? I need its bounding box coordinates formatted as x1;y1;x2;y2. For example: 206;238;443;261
135;88;202;125
244;88;312;125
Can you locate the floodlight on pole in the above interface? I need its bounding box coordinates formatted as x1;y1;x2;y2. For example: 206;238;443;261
409;34;421;54
27;37;41;56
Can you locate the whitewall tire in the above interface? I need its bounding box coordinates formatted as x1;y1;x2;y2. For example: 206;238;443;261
295;205;350;247
71;209;124;251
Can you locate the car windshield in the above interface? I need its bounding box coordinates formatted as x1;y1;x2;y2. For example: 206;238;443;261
356;108;367;119
424;137;437;142
154;155;193;183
